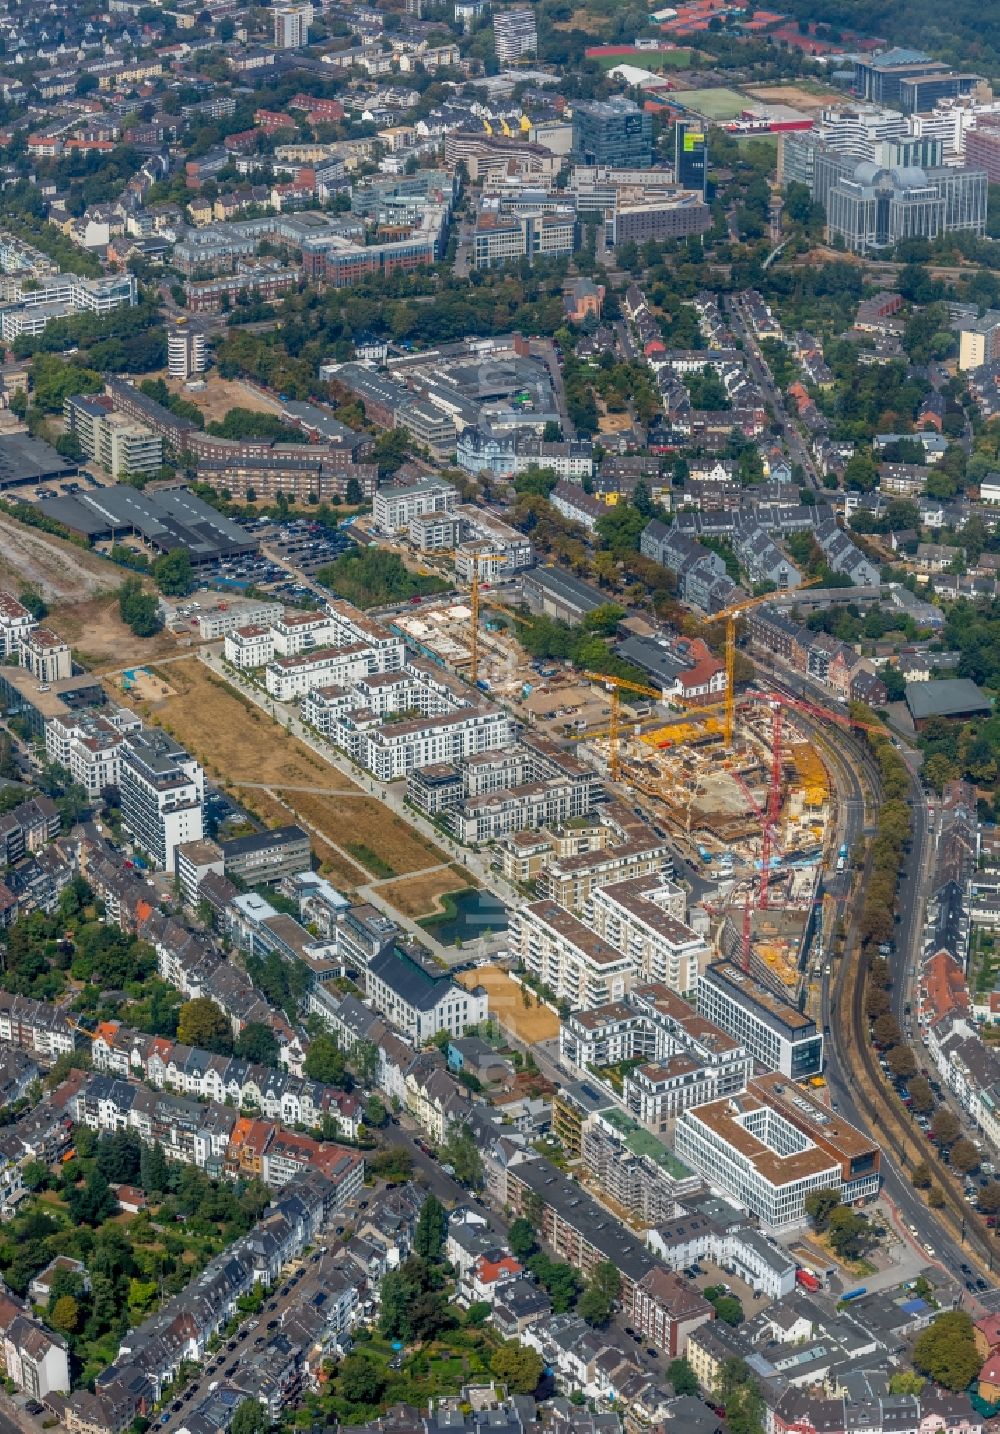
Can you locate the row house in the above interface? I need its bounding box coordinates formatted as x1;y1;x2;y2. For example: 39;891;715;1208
0;991;80;1063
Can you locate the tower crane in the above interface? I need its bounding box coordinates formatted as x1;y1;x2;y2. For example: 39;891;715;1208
582;672;665;782
701;579;821;748
468;552;508;690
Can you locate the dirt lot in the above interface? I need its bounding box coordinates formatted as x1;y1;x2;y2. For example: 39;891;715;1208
232;785;368;893
164;373;285;425
116;658;361;789
277;789;446;878
49;594;180;669
598;412;634;434
457;966;559;1044
744;83;840;111
0;515;121;603
379;865;478;919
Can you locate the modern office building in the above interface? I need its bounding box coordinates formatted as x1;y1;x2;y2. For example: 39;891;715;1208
273;1;312;46
492;6;537;63
697;961;824;1078
674;122;707;199
473;206;577;267
822;159;986;254
853;48;978;112
118;729;205;873
675;1073;880;1229
573;99;653;170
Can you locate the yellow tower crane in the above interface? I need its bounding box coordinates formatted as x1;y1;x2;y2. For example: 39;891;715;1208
469;552;508;689
701;579;821;748
582;672;666;781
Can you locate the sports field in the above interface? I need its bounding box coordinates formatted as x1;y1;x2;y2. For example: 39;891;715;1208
457;966;559;1044
671;86;748;119
593;47;694;70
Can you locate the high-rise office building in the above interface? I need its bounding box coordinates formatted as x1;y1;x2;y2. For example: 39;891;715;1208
674;121;708;198
273;2;313;48
824;159;986;254
573;98;653;170
492;7;536;63
853;48;978;112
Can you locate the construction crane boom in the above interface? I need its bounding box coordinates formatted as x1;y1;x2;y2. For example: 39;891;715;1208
702;579;821;747
468;553;508;689
582;671;663;782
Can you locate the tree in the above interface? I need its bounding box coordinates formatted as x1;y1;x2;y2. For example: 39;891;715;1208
577;1261;620;1327
908;1076;935;1114
414;1193;446;1262
507;1217;537;1260
978;1182;1000;1214
912;1311;981;1391
872;1013;902;1048
667;1357;699;1396
911;1162;933;1189
21;1160;50;1192
951;1138;981;1174
303;1033;350;1087
338;1351;388;1406
152;549;193;596
231;1399;269;1434
930;1108;961;1147
713;1295;744;1327
176;997;232;1054
804;1188;841;1232
234;1022;280;1066
490;1341;544;1395
50;1294;80;1334
351;1038;379;1088
118;577;161;638
887;1045;917;1079
828;1207;871;1261
440;1121;484;1189
139;1141;170;1196
888;1372;925;1395
363;1095;387;1128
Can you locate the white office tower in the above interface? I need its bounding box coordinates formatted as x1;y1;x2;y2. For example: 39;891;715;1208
119;729;205;872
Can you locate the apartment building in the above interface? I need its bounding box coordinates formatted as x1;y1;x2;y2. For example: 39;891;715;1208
19;628;72;684
266;645;377;701
65;394;162;480
580;1109;703;1226
0;991;79;1062
493;6;537;62
224;624;275;670
199;600;283;641
675;1073;880;1228
511;900;634;1008
373;478;458;533
273;2;313;46
698;962;824;1080
359;704;512;782
220;825;311;885
452;779;588;844
538;835;671;912
118;729;205;873
45;707;142;798
0;592;37;658
560;981;751;1129
586;875;709;996
365;946;488;1042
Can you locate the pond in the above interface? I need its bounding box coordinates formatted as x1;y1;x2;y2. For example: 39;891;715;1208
422;888;509;946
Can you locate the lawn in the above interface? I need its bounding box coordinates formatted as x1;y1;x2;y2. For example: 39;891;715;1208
121;658;363;790
379;866;478;919
278;789;446;878
671;86;748;119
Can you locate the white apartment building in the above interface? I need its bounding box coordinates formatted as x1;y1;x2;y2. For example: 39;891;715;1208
409;510;462;551
587;875;709;996
0;592;37;658
493;5;537;62
538;836;671;913
698;962;824;1080
167;323;206;380
510;899;634;1009
366;946;489;1043
271;609;340;657
198;600;283;641
273;0;313;46
560;982;752;1130
675;1074;880;1229
97;412;163;480
360;704;511;782
45;707;142;798
20;628;72;684
266;644;377;701
118;729;205;873
373;479;458;534
224;624;276;670
453;777;589;844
